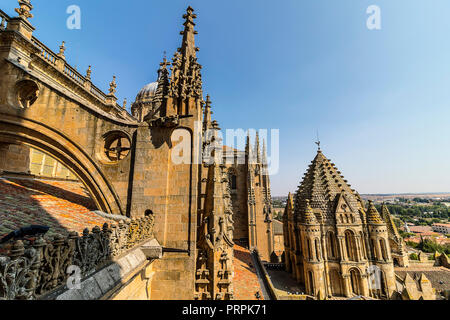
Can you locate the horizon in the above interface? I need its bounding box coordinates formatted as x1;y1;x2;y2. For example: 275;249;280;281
2;0;450;196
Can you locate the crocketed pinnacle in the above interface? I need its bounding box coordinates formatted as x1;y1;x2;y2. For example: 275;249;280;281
366;200;384;224
180;6;198;61
380;203;401;238
302;199;317;224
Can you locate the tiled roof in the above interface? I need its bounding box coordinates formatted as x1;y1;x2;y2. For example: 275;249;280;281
0;177;115;242
233;244;265;300
409;226;433;233
395;267;450;292
294;150;363;221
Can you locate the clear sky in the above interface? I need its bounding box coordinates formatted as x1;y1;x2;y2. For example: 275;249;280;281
3;0;450;196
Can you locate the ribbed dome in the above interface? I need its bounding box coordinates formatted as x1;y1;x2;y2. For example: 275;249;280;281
135;82;158;103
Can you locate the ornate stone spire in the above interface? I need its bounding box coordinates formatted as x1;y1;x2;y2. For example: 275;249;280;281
246;131;256;164
15;0;33;21
180;6;199;60
123;98;127;109
203;94;213;130
254;132;261;164
169;6;203;101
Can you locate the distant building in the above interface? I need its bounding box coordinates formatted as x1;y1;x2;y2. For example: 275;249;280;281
409;226;433;234
432;223;450;235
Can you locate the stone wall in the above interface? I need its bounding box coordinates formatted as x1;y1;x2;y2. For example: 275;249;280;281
0;143;30;173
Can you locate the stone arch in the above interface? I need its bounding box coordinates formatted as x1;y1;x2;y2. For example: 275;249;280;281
359;231;367;259
306;238;313;261
0;114;124;215
393;257;400;267
379;238;388;261
314;238;321;261
344;229;358;262
349;268;363;296
307;270;315;295
326;231;338;259
370;238;378;259
329;269;344;296
379;269;388;297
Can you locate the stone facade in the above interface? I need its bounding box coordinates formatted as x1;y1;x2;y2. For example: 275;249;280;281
0;2;277;300
221;135;275;262
283;149;397;299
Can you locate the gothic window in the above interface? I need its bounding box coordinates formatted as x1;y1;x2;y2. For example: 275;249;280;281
359;232;367;259
327;232;336;259
308;271;315;295
379;238;388;261
380;270;388;297
15;80;39;109
349;268;361;295
345;230;358;262
307;239;313;261
330;269;343;296
315;238;321;261
103;132;131;162
231;174;237;190
228;169;237;191
370;238;377;260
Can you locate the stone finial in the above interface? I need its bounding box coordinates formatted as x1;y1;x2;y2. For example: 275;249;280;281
86;65;92;80
15;0;33;21
303;199;317;224
108;75;117;96
123;98;127;109
183;6;197;25
366;200;383;224
58;41;66;58
205;94;212;108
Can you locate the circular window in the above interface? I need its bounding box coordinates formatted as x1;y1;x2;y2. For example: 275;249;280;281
104;132;131;162
15;80;39;109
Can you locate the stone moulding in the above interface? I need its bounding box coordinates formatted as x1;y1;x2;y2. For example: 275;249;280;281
0;216;155;300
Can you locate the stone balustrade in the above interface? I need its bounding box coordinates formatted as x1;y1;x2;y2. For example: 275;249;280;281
31;37;58;66
30;36;110;104
0;216;154;300
0;9;9;30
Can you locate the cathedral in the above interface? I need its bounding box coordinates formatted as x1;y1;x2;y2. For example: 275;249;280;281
283;147;409;299
1;1;444;302
0;1;275;300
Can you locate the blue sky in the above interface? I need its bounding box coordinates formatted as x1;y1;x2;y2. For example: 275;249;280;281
3;0;450;196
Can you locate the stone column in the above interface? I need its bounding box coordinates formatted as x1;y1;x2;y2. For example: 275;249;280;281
375;238;382;262
355;235;362;262
338;236;347;261
342;274;351;297
361;273;370;297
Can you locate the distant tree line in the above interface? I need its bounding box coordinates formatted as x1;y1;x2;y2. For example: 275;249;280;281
406;238;450;255
375;204;449;224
